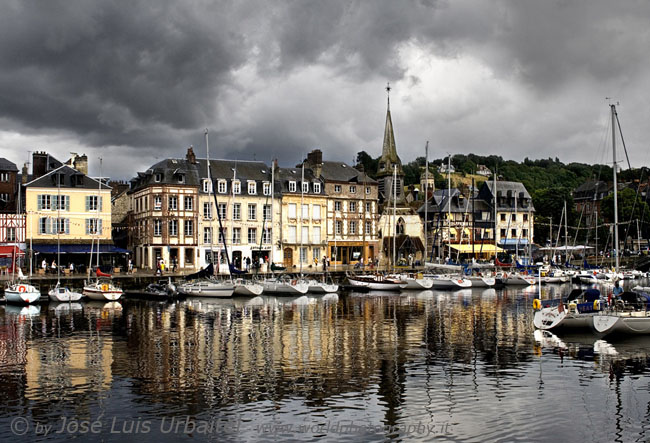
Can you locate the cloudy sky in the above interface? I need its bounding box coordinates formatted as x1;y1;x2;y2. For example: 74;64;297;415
2;0;650;179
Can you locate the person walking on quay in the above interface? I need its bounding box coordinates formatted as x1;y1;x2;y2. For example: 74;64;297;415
322;255;327;272
245;256;251;272
42;259;47;273
51;260;57;273
128;258;133;274
69;262;74;274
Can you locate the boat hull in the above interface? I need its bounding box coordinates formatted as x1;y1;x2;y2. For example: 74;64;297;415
178;282;235;297
262;280;309;295
401;278;434;290
533;307;596;330
593;312;650;335
233;282;264;296
429;277;472;289
5;289;41;304
307;283;339;293
467;276;495;288
48;287;84;302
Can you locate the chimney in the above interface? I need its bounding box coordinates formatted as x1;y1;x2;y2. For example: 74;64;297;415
186;146;196;164
33;151;48;179
21;163;28;184
73;154;88;175
306;149;323;178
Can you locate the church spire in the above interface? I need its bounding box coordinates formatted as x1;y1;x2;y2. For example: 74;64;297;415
377;82;402;177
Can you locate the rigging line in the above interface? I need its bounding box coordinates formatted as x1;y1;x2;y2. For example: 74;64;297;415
615;112;632;170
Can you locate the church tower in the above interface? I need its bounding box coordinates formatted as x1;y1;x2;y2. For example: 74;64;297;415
377;83;405;204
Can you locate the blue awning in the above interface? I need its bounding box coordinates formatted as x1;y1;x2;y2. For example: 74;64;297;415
32;244;130;254
499;239;530;246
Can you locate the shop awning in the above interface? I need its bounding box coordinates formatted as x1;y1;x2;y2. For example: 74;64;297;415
32;244;130;254
0;246;24;257
448;244;504;254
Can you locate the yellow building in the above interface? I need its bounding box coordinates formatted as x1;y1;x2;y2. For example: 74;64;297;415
25;165;116;271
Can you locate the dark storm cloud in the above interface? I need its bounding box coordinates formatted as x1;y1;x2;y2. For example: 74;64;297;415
2;0;650;177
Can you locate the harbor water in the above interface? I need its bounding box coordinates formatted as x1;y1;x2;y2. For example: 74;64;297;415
2;283;650;442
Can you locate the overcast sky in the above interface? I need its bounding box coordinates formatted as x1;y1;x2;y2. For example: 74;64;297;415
2;0;650;179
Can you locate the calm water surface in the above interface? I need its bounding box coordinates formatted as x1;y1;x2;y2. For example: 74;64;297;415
1;284;650;442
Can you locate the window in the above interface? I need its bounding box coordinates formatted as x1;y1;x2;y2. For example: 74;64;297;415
511;214;516;222
0;193;10;202
39;217;47;234
37;195;52;210
301;226;308;243
302;182;309;193
334;185;341;193
288;203;297;219
86;195;102;212
154;219;162;236
500;228;506;238
263;182;271;196
218;203;227;220
178;174;185;184
0;173;8;182
168;196;178;211
365;221;372;236
203;227;212;244
334;201;341;211
335;220;342;235
232;181;241;194
300;247;308;264
262;228;272;244
155;173;162;182
248;228;257;244
523;213;529;222
301;204;309;220
54;218;69;234
313;226;321;243
248;203;256;221
218;180;227;194
511;229;517;238
154;195;162;210
232;227;241;244
218;228;226;244
365;202;372;213
85;218;102;235
203;179;212;193
313;205;321;220
184;196;193;211
313;247;321;261
233;203;241;220
289;181;297;192
263;204;271;220
203;202;212;219
169;220;178;236
185;248;194;265
366;186;371;195
288;226;297;243
522;229;528;238
349;201;357;212
7;227;15;242
500;214;506;222
184;220;193;237
313;182;321;193
349;221;357;235
248;181;257;195
350;185;356;193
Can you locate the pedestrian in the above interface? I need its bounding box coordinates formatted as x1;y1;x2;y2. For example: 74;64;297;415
69;262;74;274
246;256;251;272
51;260;57;272
172;258;177;273
322;255;327;272
42;259;47;272
128;258;133;274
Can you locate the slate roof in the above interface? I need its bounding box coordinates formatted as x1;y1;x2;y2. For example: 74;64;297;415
25;165;110;190
275;167;326;196
417;188;470;215
319;161;377;184
0;158;18;172
478;181;535;212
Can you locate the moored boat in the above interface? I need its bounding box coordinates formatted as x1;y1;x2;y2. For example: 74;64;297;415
83;278;123;301
49;283;84;302
5;282;41;304
533;288;604;331
262;277;309;295
233;278;264;296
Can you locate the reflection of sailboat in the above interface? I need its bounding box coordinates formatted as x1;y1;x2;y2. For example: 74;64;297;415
48;302;84;314
3;304;41;317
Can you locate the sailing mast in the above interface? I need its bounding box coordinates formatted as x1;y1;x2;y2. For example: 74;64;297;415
56;170;61;286
392;164;397;273
96;158;102;271
611;103;620;273
300;161;304;275
493;168;497;264
424;141;428;266
205;130;215;269
447;154;451;262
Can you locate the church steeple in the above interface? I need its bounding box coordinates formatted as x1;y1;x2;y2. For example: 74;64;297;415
377;82;403;178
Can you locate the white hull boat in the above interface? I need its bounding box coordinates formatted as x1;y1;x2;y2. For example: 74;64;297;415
347;276;406;291
396;273;433;290
83;280;123;301
262;278;309;295
533;288;603;331
49;284;84;302
467;275;496;288
5;283;41;304
178;280;235;297
307;281;339;293
594;313;650;336
503;273;537;286
427;275;472;290
233;279;264;296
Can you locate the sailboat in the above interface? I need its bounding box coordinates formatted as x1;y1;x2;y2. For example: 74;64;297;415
82;159;123;301
4;173;41;304
48;170;83;302
178;130;234;298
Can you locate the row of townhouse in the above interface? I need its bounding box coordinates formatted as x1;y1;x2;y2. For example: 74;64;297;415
127;148;381;272
417;180;535;259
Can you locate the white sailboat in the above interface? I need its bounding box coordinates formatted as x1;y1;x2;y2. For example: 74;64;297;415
49;170;83;302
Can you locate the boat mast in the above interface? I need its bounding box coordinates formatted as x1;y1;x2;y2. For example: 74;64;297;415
205;130;214;267
493;168;497;264
424;141;428;266
271;159;275;270
611;103;620;273
231;162;237;271
392;164;397;273
56;170;61;285
300;160;304;276
96;158;102;271
564;200;568;266
447;154;451;262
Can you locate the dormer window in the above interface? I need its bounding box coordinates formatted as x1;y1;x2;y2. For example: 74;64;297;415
289;181;297;192
155;173;162;182
302;182;309;193
248;181;257;195
178;174;185;184
232;180;241;194
313;182;321;193
218;180;227;194
203;179;212;193
263;182;271;196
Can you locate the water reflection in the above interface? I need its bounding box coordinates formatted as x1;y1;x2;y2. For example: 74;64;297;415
1;285;650;441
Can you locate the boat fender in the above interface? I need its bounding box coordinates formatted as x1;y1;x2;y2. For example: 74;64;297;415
593;300;600;311
569;302;578;314
101;284;109;292
533;299;541;310
18;285;26;293
458;279;463;284
291;279;297;285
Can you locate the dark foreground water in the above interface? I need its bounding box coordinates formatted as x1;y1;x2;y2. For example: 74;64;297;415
1;284;650;442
